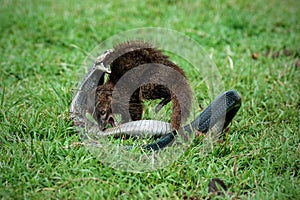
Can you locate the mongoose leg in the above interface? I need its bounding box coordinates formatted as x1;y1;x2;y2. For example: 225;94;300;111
129;101;143;121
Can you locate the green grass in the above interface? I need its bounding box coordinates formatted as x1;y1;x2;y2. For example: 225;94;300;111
0;0;299;199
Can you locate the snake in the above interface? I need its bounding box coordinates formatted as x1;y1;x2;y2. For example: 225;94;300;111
70;50;241;151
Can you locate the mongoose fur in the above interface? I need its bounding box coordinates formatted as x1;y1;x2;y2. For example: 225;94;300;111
94;41;192;131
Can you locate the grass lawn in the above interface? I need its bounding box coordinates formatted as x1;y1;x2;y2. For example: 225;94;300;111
0;0;299;199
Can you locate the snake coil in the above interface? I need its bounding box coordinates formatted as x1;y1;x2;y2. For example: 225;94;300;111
70;50;241;151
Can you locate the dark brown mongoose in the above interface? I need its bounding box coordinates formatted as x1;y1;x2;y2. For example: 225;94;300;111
94;41;192;131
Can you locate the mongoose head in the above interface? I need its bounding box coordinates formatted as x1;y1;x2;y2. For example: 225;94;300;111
95;84;117;130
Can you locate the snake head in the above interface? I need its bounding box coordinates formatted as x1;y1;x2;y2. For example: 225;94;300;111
93;49;113;74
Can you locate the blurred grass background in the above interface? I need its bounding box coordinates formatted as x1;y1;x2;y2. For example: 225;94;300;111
0;0;299;199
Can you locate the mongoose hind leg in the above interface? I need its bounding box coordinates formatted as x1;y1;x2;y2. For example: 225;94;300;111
129;101;143;121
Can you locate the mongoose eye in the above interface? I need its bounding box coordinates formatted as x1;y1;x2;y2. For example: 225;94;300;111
100;110;106;116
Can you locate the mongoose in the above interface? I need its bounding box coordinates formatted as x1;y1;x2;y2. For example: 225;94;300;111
93;41;192;131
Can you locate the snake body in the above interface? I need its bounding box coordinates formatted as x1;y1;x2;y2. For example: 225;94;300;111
70;50;241;151
85;120;172;138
